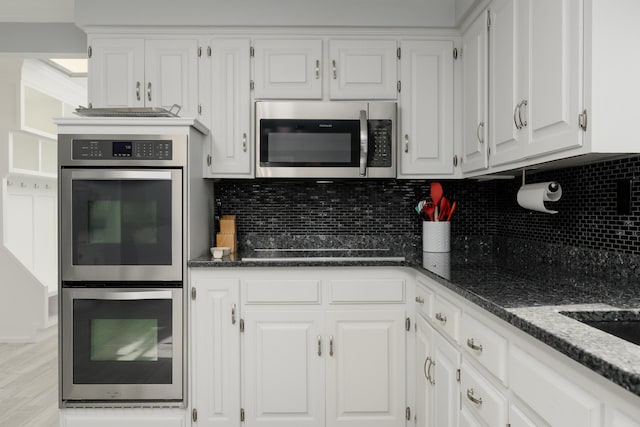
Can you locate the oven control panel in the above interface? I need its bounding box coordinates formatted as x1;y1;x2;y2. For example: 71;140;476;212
72;139;173;160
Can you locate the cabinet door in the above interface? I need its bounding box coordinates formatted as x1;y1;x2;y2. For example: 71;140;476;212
461;11;489;173
190;275;241;427
88;38;145;108
526;0;583;157
205;39;252;177
509;344;602;427
243;310;325;427
144;39;199;118
253;39;323;99
415;315;434;427
325;309;406;427
488;0;528;166
433;330;460;427
328;40;398;100
399;40;455;177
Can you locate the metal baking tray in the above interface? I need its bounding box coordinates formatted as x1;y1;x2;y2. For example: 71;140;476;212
74;104;181;117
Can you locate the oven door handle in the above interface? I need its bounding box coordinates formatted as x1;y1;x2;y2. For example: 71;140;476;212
359;109;368;177
70;170;173;180
82;290;174;300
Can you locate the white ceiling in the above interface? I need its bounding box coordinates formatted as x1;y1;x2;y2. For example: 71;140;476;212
0;0;74;22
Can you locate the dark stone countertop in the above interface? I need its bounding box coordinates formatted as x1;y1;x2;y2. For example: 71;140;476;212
189;247;640;398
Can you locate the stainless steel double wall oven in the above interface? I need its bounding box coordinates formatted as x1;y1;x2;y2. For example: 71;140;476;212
59;133;189;407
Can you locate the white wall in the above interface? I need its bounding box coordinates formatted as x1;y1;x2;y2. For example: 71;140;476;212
75;0;456;28
0;23;86;56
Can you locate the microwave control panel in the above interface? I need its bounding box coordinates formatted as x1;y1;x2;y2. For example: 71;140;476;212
72;139;173;161
368;120;393;167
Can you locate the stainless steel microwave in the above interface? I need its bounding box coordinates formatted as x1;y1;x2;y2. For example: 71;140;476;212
256;101;396;178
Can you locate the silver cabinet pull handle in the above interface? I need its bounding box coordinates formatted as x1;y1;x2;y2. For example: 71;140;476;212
242;133;247;152
415;296;424;304
476;121;484;144
136;81;141;101
332;60;337;79
467;388;483;406
423;357;430;381
317;336;322;357
518;99;528;128
513;102;521;130
466;338;483;352
329;335;334;356
231;304;236;325
435;312;447;324
315;60;320;79
404;134;409;153
424;356;436;385
147;82;152;102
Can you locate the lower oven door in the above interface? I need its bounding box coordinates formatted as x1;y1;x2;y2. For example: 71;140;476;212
61;287;183;405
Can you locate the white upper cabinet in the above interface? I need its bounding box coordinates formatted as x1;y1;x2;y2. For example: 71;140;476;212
328;40;398;100
483;0;582;169
88;38;145;108
252;38;398;100
201;38;252;178
144;39;200;118
487;0;528;167
398;40;455;178
525;0;583;158
252;39;323;99
88;37;199;118
461;11;489;173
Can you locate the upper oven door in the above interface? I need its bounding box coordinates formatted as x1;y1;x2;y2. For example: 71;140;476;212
60;169;182;282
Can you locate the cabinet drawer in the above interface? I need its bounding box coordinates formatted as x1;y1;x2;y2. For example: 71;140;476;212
329;279;405;303
460;362;508;427
243;279;321;304
415;279;434;318
432;294;460;343
461;311;508;385
509;344;602;427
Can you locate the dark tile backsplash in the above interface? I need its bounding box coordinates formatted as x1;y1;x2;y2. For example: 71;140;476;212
214;155;640;277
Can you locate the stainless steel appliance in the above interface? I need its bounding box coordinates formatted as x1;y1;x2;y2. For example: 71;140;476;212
59;136;185;282
256;101;397;178
58;132;195;407
61;286;182;402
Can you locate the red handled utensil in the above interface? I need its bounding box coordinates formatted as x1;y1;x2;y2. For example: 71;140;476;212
446;201;457;221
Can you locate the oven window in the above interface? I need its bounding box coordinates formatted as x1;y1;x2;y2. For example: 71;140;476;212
72;179;172;265
260;119;360;166
91;319;159;361
73;297;174;384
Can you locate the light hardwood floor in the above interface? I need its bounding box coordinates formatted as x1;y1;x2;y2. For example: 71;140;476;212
0;333;58;427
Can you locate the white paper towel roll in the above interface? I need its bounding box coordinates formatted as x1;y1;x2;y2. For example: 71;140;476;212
517;181;562;214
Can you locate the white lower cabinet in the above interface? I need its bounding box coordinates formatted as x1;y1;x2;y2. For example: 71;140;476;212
183;268;640;427
459;361;507;427
242;307;406;427
509;343;602;427
325;309;406;427
242;310;325;427
414;314;460;427
239;269;408;427
190;273;241;427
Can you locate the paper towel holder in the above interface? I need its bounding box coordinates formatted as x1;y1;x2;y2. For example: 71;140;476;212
518;169;562;214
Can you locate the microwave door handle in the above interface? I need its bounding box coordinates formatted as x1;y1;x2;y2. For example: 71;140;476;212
359;109;368;177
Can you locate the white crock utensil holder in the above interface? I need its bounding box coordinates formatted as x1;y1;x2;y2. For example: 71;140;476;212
423;221;451;252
